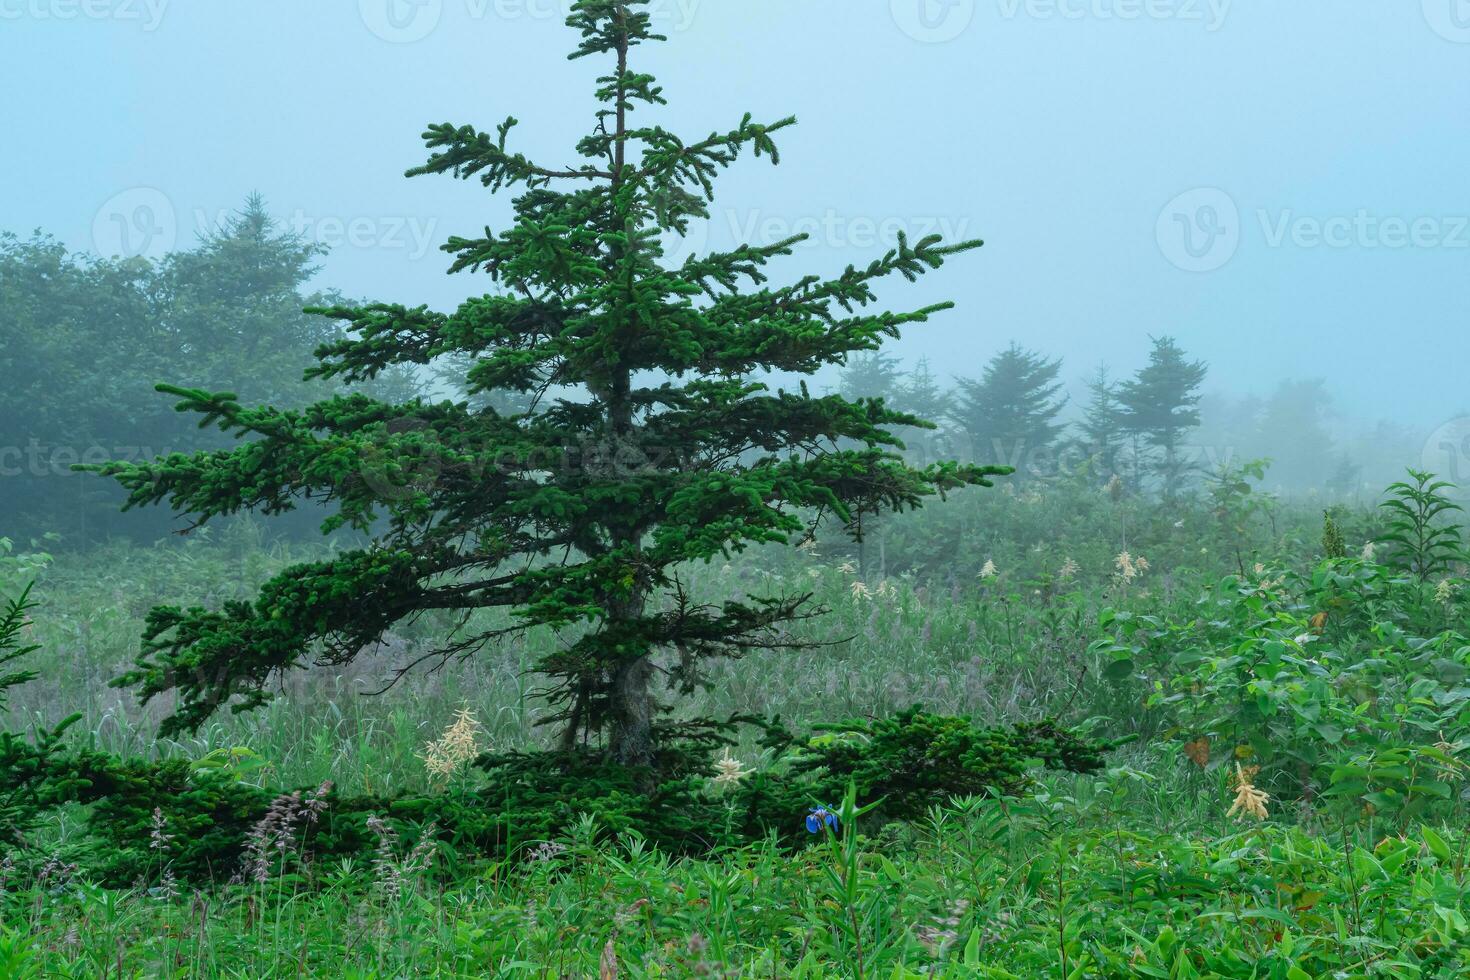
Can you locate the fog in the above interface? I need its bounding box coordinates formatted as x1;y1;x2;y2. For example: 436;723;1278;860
4;0;1469;525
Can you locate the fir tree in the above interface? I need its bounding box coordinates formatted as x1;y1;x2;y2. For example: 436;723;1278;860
84;1;1003;773
1325;454;1362;499
1253;379;1335;490
1078;365;1124;483
837;351;903;403
891;357;951;422
160;195;340;404
890;358;955;465
1118;336;1207;497
952;343;1067;478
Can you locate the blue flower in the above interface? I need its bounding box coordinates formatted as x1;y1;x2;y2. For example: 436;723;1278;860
805;806;838;834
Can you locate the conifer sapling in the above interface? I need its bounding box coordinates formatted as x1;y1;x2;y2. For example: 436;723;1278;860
85;0;1007;773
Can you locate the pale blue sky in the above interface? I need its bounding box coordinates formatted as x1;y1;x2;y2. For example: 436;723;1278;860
3;0;1468;432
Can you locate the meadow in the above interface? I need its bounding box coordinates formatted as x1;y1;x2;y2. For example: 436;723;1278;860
6;0;1464;974
6;467;1470;977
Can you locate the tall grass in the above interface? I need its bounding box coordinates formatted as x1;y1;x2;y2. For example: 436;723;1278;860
13;479;1461;976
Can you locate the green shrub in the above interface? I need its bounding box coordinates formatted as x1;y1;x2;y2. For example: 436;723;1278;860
740;708;1110;830
1094;555;1470;821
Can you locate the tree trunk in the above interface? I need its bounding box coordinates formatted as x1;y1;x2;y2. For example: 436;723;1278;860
609;650;655;769
604;17;656;777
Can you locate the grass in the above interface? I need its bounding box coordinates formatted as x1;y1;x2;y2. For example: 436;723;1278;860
9;794;1470;976
8;480;1470;976
8;518;1112;793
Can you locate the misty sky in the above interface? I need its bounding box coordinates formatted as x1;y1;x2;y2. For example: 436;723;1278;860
3;0;1468;435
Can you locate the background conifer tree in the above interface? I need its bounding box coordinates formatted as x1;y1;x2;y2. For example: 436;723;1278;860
1253;379;1336;490
952;343;1067;479
87;0;1004;772
837;351;903;405
1118;336;1207;497
1078;365;1125;484
1325;454;1363;499
891;357;955;465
